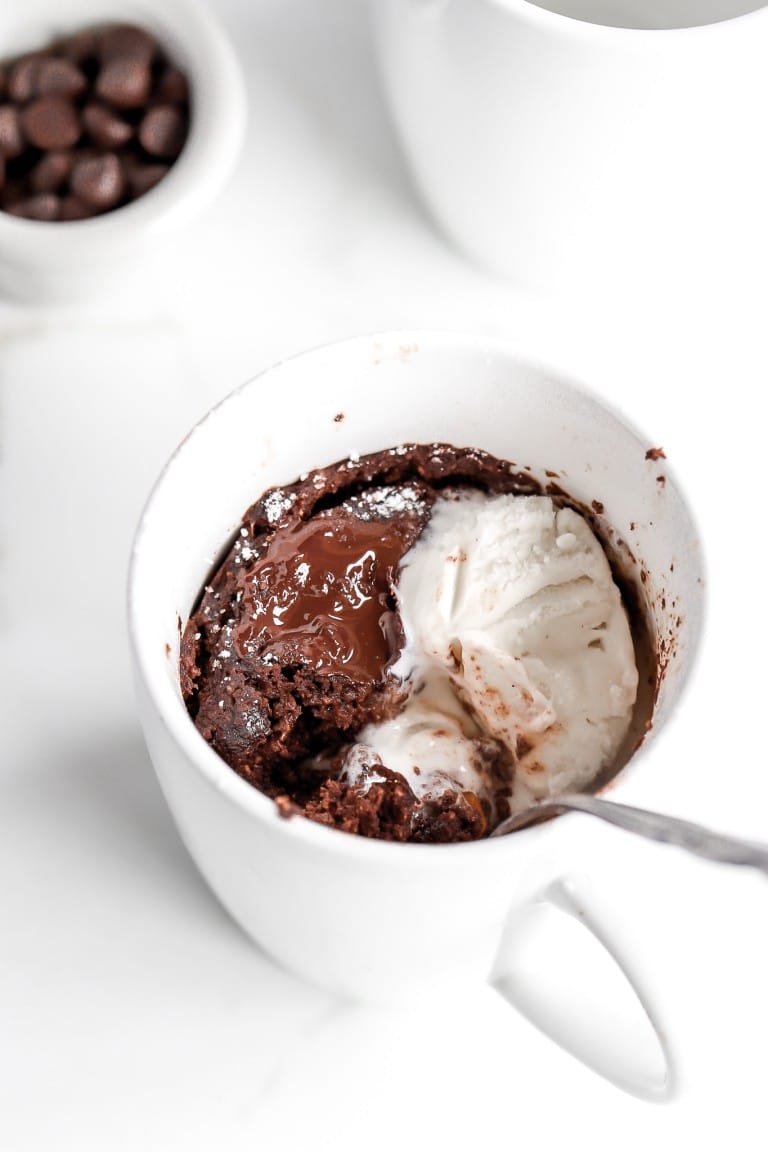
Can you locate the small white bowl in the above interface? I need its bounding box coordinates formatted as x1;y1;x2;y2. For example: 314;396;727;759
0;0;245;304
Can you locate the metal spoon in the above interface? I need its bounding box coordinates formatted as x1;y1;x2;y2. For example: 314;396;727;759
491;793;768;876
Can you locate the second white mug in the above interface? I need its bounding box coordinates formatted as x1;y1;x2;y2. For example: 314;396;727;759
373;0;768;301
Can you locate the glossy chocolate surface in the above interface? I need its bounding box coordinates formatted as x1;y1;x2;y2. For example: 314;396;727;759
232;505;422;682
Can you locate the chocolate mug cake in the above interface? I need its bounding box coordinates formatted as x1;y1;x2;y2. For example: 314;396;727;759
181;444;644;844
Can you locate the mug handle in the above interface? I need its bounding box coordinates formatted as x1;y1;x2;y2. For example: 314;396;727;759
489;872;676;1101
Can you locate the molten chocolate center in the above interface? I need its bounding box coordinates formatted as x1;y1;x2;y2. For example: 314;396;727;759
233;511;417;680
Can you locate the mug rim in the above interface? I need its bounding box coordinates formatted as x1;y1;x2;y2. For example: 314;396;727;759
128;329;707;865
495;0;768;35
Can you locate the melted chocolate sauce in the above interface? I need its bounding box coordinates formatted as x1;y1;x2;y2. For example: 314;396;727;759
233;510;416;681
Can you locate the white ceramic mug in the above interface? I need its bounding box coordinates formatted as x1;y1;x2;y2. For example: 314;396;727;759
372;0;768;299
128;332;704;1099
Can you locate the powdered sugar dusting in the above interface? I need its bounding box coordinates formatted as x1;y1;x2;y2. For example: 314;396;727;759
335;483;427;523
261;488;297;524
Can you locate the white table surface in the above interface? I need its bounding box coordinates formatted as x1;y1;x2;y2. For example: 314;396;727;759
2;1;767;1148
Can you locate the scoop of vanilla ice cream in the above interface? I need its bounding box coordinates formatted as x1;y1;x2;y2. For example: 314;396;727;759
350;675;500;800
350;490;638;814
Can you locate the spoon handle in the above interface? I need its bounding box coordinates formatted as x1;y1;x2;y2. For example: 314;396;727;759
493;795;768;876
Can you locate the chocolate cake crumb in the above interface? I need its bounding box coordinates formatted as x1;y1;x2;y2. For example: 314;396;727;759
645;447;666;461
275;794;298;819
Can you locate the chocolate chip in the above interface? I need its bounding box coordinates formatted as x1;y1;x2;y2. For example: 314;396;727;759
70;152;125;209
139;104;186;159
7;54;86;101
95;56;152;110
99;24;156;64
4;193;60;221
30;150;73;194
33;58;87;100
155;67;188;105
83;102;133;149
21;97;81;150
59;195;90;221
0;105;24;158
7;54;47;103
125;160;169;198
0;154;5;191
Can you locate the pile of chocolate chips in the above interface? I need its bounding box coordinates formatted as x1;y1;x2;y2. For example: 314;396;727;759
0;24;190;221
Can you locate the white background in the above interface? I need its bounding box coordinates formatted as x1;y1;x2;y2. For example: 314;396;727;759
2;0;767;1148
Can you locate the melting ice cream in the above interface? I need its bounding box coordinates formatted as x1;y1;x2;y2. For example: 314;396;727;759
343;490;639;816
